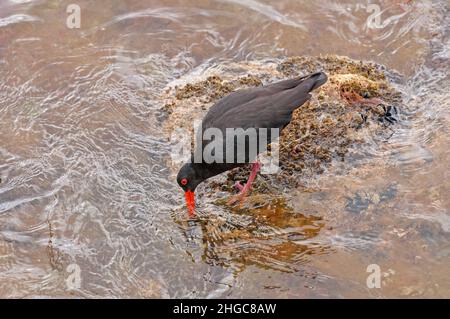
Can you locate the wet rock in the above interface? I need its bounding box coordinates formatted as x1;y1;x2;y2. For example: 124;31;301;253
174;74;261;102
161;55;403;196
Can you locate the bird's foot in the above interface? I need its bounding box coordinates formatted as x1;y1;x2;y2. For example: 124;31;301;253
229;182;252;206
227;192;247;206
228;161;260;206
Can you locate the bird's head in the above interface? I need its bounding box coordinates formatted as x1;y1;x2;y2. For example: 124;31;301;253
176;163;203;216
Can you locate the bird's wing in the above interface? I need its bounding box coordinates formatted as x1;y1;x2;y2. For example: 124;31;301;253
203;72;327;131
205;89;309;132
202;74;316;127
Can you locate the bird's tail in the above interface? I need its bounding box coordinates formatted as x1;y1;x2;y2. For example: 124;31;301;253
299;72;328;92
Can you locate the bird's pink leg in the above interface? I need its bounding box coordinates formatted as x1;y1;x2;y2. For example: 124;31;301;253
230;162;261;204
234;181;245;191
240;161;261;195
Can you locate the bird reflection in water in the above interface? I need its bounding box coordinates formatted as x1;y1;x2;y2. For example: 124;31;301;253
175;196;329;274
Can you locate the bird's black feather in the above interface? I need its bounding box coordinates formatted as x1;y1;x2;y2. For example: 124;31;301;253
178;72;328;191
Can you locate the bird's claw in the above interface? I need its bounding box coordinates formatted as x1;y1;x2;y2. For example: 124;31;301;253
229;161;259;206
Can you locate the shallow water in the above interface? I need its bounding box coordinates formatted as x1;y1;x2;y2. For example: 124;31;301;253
0;0;449;298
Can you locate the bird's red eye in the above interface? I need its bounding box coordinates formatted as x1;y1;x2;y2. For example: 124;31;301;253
181;178;188;186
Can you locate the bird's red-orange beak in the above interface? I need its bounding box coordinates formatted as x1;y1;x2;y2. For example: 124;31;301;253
184;191;195;217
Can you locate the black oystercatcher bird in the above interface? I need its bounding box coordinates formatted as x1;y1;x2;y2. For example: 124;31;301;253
177;72;328;216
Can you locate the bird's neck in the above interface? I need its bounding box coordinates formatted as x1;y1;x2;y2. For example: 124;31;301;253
194;162;218;180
